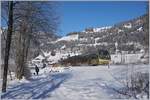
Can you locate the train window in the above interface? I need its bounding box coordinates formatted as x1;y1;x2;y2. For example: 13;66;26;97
98;49;110;59
90;54;98;59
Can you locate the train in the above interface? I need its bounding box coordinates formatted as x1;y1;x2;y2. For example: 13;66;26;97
88;49;111;65
59;49;111;66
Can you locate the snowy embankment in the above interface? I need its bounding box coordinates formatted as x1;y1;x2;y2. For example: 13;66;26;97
1;64;149;99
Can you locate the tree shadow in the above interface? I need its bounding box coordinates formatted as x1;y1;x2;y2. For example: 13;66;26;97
91;78;125;99
1;73;72;99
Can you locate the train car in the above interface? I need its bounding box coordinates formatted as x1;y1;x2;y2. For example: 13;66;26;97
59;49;111;66
88;49;111;65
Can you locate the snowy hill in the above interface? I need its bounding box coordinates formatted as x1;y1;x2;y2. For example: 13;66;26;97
31;14;148;65
46;14;148;55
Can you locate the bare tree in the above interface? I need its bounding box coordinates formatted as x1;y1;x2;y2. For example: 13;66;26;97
1;1;59;85
13;1;59;79
2;1;14;93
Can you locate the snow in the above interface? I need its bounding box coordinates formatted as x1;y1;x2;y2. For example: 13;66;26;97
49;34;79;44
95;37;100;43
94;42;108;46
61;45;66;49
118;29;123;33
12;77;30;84
137;27;143;31
31;51;81;65
47;52;64;63
124;23;132;28
93;26;112;32
43;51;51;57
79;38;88;42
30;55;45;68
78;41;109;47
140;49;145;53
56;34;79;42
1;64;148;99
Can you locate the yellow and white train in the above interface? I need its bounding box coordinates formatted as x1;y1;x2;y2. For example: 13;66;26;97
60;49;111;66
88;49;111;65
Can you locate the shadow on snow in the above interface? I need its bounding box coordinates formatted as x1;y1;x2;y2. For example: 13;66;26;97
1;73;72;99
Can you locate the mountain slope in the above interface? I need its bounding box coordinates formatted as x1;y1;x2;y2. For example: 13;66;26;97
48;14;148;54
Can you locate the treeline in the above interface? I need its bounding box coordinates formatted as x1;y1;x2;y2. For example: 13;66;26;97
1;1;59;92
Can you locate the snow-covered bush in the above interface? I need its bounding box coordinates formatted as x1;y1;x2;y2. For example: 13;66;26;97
130;72;149;98
115;72;149;99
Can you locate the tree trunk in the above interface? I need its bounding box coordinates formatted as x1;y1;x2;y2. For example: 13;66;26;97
2;1;13;92
24;35;31;61
16;29;25;79
16;24;31;79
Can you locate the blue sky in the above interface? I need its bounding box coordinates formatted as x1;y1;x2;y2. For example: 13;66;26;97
57;1;147;36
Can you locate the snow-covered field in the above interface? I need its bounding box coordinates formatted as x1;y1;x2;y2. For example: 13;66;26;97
1;64;149;99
